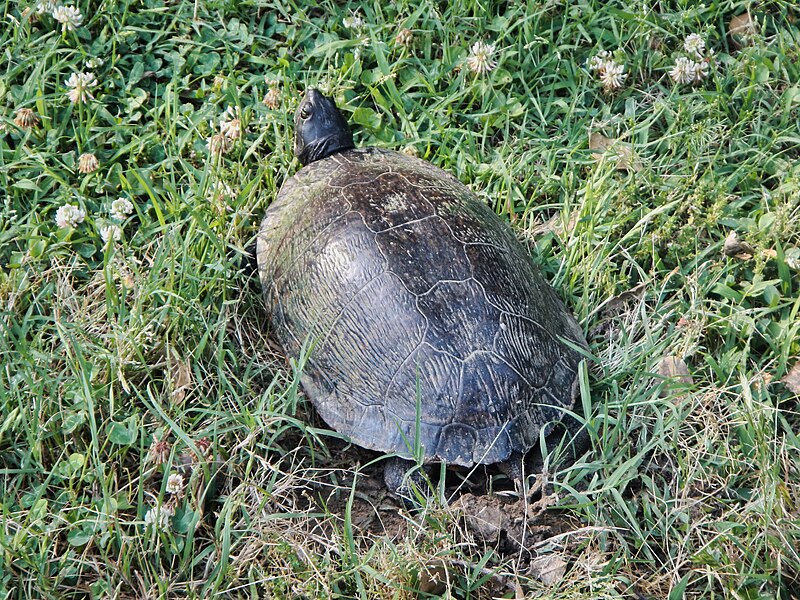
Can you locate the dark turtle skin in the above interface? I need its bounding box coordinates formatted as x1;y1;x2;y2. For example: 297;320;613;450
257;90;588;476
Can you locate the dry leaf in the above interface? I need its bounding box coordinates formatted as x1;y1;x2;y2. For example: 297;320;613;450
529;211;579;237
589;132;613;152
168;349;192;403
656;355;693;398
529;554;567;586
783;361;800;394
589;133;642;172
587;282;648;340
602;282;647;315
723;231;754;259
729;13;756;40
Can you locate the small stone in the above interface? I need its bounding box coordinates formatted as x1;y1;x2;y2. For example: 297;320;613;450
454;494;505;543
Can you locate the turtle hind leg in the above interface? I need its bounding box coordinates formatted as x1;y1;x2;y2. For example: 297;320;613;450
498;451;526;496
533;412;591;473
383;456;435;504
237;240;260;292
514;415;591;498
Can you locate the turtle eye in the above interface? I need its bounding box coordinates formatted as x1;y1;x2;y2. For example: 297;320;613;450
300;104;311;120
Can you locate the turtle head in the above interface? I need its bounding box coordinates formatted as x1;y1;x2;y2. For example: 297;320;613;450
294;89;354;166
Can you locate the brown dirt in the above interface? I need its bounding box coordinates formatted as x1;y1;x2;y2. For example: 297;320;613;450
304;435;582;560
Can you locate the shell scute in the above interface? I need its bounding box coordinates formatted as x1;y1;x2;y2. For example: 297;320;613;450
385;344;462;427
375;216;472;295
416;279;500;358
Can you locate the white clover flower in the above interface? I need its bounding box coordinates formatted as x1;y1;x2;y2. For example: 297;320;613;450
148;436;171;465
78;152;99;174
207;132;231;156
55;204;86;228
263;86;280;109
99;223;122;244
143;504;174;530
14;108;38;129
587;51;628;91
342;12;364;29
166;473;185;496
65;72;97;104
599;61;627;91
688;59;710;83
669;56;709;83
221;105;237;120
587;56;604;71
671;56;696;84
85;57;104;70
219;106;241;140
212;74;226;91
395;27;413;47
588;50;611;71
466;40;497;75
110;197;134;221
52;5;83;32
143;508;157;526
35;0;57;14
683;33;706;58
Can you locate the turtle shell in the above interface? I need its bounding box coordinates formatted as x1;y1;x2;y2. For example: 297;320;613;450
257;147;587;467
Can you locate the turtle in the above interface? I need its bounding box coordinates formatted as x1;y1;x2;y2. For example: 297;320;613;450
256;89;589;492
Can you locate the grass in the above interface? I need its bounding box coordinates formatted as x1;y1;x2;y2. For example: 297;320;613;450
1;0;799;597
